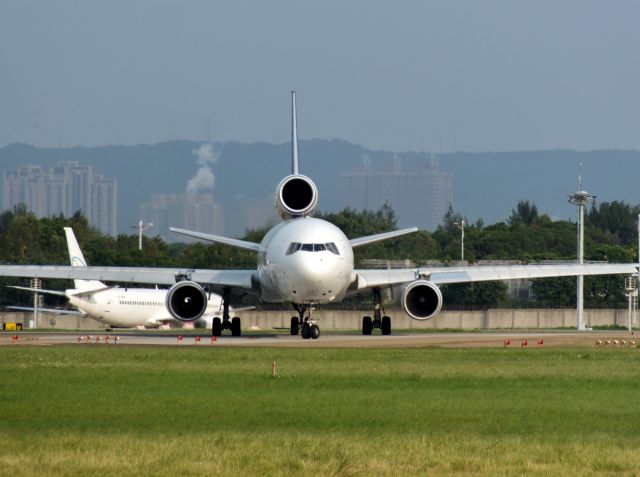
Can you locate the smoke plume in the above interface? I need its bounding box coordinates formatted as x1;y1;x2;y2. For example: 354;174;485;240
187;144;219;194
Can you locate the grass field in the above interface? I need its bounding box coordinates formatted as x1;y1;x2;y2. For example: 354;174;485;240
1;345;639;476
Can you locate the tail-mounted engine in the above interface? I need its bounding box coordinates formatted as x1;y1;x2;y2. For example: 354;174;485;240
165;281;208;322
401;280;443;321
275;174;318;219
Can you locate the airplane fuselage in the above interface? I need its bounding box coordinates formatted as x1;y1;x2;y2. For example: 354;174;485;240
257;217;354;304
67;287;224;328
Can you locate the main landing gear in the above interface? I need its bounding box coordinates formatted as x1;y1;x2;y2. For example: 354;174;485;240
362;288;392;336
290;304;320;340
211;287;241;337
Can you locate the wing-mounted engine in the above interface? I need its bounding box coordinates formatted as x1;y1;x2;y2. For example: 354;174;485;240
401;280;443;321
165;281;208;322
275;174;318;219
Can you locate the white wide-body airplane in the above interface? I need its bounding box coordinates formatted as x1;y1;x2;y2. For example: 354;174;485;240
9;227;229;331
0;92;637;339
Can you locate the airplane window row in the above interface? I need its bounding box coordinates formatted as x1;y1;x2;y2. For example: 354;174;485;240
286;242;340;255
119;301;162;306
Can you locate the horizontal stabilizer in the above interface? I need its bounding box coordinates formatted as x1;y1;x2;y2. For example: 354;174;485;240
170;228;261;252
8;285;68;297
9;284;112;297
230;306;256;313
350;227;418;248
8;305;86;316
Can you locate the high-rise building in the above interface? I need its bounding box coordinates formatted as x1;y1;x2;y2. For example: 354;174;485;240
2;162;118;236
339;154;453;231
139;192;224;242
225;194;279;238
91;175;118;237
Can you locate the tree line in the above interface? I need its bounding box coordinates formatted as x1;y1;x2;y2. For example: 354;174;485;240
0;200;638;310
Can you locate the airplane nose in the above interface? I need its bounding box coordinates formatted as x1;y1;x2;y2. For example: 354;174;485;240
294;254;331;282
286;253;337;299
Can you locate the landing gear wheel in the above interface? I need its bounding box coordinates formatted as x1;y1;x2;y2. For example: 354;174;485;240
381;316;391;335
212;317;222;337
362;316;372;335
309;324;320;340
231;317;241;337
290;317;300;335
301;324;311;340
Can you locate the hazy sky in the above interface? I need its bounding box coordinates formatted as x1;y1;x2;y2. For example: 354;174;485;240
1;1;639;152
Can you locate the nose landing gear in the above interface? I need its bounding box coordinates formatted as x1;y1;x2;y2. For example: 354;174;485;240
291;304;320;339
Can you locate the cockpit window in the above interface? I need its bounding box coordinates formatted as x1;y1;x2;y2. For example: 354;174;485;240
286;242;340;255
286;242;302;255
325;242;340;255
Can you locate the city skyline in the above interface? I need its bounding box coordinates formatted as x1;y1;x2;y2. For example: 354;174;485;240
340;154;453;231
2;161;117;236
2;141;640;238
1;152;456;239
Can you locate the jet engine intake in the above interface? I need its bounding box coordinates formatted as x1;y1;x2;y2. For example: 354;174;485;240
166;281;208;322
275;174;318;219
401;280;443;321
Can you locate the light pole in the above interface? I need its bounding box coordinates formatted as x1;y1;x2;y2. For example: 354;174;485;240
625;275;637;332
454;220;465;262
636;214;640;328
568;163;596;331
131;220;154;251
30;278;41;329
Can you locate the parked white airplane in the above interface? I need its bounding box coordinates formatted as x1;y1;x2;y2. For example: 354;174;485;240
0;92;636;339
9;227;228;331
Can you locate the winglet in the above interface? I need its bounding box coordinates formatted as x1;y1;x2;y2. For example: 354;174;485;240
291;91;299;175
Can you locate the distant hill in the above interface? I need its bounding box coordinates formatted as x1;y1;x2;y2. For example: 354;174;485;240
1;141;639;235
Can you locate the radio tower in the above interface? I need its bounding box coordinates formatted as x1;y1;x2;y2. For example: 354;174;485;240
568;162;596;331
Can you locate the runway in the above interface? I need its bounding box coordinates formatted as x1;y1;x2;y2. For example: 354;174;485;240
1;330;636;348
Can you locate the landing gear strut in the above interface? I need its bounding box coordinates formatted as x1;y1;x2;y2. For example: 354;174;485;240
362;288;391;336
212;287;241;337
290;304;320;340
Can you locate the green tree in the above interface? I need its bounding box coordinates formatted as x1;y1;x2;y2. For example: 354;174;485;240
531;277;575;308
437;205;465;235
317;203;397;238
441;281;507;309
587;201;640;245
508;200;539;226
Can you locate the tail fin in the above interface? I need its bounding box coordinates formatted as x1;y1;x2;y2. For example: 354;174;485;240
291;91;299;175
63;227;106;292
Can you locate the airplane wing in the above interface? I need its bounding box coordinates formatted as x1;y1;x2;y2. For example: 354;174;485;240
353;263;639;290
0;265;258;293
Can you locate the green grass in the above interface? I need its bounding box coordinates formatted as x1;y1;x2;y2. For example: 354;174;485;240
1;346;640;476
